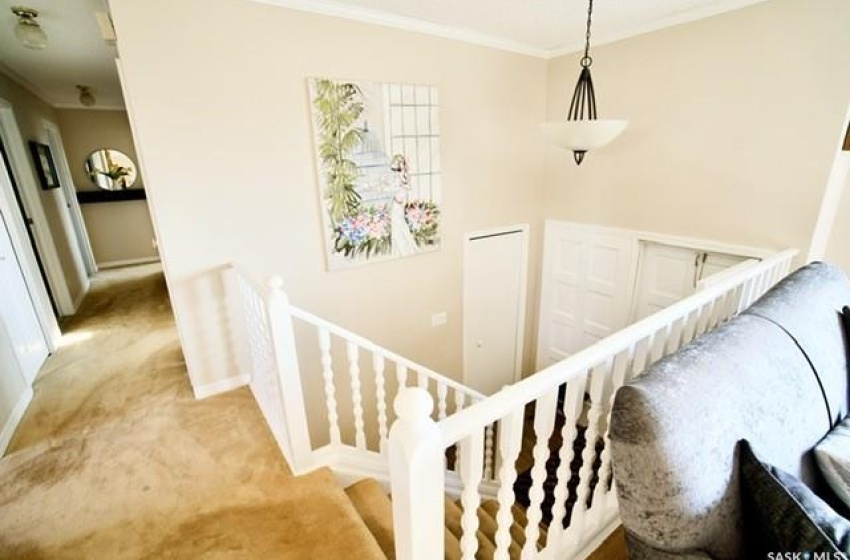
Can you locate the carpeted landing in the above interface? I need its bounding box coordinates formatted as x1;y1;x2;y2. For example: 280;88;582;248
0;264;384;559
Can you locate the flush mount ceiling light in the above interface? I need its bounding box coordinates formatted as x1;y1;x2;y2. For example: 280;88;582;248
540;0;627;165
77;85;96;107
11;6;47;50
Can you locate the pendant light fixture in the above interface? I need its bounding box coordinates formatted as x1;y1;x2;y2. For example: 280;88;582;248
11;6;48;50
77;85;96;107
540;0;627;165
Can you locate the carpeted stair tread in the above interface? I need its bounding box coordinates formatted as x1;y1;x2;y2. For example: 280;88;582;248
345;478;396;559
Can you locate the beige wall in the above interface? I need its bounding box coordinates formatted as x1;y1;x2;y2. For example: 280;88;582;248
110;0;548;391
56;109;157;266
543;0;850;261
0;72;86;310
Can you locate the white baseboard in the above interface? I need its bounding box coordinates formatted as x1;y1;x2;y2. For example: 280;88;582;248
70;278;90;313
0;387;33;455
97;256;160;270
192;373;251;400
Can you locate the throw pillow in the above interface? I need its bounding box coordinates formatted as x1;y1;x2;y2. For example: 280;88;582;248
738;440;850;556
816;416;850;509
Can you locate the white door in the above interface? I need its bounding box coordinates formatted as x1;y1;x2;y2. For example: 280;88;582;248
536;223;638;369
464;227;528;395
631;243;699;322
631;243;751;322
0;210;48;383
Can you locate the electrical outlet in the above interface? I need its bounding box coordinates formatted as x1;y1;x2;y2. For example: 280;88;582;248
431;312;447;327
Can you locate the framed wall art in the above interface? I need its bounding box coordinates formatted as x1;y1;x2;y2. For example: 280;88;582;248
28;141;60;190
308;78;442;271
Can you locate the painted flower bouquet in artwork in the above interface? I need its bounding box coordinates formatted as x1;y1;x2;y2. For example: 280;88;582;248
309;77;442;270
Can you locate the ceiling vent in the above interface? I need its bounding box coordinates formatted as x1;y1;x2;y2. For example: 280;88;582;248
94;11;116;46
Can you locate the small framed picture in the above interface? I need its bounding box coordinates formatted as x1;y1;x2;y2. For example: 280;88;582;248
28;141;60;190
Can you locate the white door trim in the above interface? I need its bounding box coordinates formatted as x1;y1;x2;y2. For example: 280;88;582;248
0;99;76;318
0;104;60;351
463;224;530;389
43;119;97;276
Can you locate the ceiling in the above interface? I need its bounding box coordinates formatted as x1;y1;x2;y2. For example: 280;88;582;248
0;0;124;109
0;0;771;111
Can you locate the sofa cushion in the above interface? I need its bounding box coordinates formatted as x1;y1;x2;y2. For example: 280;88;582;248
740;440;850;556
816;416;850;509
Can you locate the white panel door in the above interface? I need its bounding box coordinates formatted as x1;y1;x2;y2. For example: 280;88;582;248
0;210;48;383
631;243;698;322
699;251;749;282
464;228;528;395
536;223;637;369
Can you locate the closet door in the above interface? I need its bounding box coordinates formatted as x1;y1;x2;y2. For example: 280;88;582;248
536;223;637;368
631;243;699;322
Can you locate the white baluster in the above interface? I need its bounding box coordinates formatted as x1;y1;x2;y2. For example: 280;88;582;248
347;341;366;449
569;359;610;535
680;308;700;346
374;352;388;453
389;388;445;560
523;392;558;556
455;391;466;413
459;428;485;560
695;299;716;336
594;347;634;512
493;409;524;560
397;364;408;389
549;371;590;550
437;382;448;420
484;424;495;481
318;328;341;445
417;370;428;389
650;324;670;364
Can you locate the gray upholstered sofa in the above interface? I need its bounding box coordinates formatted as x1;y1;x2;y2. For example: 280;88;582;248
609;262;850;559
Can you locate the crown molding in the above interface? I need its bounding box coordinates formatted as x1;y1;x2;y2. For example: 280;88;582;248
53;103;126;111
248;0;551;58
250;0;771;60
0;62;60;107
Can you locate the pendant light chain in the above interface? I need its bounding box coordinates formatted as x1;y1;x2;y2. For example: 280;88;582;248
582;0;594;67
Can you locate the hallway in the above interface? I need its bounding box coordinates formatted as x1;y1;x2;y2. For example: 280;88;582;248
0;265;378;558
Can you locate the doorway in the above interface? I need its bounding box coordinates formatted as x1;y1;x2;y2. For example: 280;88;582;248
463;225;529;395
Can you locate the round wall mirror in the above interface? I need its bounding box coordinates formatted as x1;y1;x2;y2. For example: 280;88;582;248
85;149;138;190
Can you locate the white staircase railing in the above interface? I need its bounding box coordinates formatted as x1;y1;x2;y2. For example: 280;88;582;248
225;264;491;481
388;248;796;560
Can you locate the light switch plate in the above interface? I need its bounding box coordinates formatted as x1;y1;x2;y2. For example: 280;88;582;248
431;312;447;327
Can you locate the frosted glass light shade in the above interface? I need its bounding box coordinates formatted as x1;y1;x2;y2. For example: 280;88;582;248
15;19;47;50
539;119;628;152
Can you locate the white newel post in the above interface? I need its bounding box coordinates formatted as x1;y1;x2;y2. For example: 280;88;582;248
266;276;313;473
389;388;445;560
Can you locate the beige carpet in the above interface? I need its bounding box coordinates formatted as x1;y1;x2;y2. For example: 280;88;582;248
0;264;383;559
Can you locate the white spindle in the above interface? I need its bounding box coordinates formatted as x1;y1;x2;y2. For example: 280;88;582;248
569;359;610;535
347;341;366;449
695;299;716;336
374;353;388;453
493;409;524;560
594;347;634;511
523;392;559;556
417;370;428;389
459;429;485;560
389;389;445;560
397;364;408;389
318;328;341;445
680;308;700;346
549;371;590;549
436;382;448;420
484;424;495;481
455;391;466;413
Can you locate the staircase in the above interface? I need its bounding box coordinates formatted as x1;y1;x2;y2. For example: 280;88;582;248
344;476;540;560
225;249;797;560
